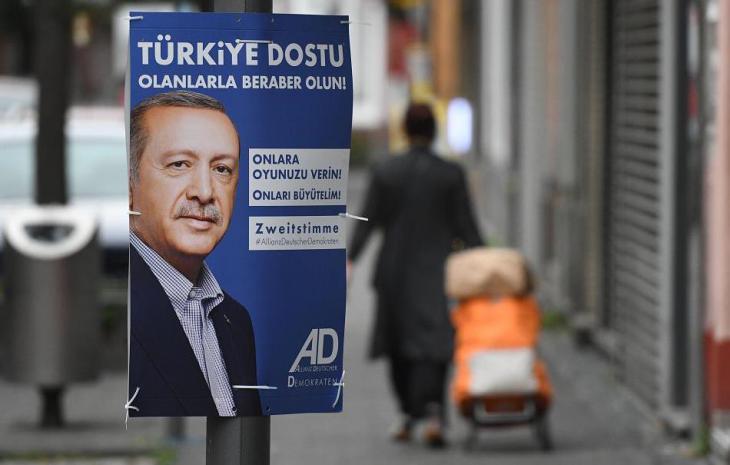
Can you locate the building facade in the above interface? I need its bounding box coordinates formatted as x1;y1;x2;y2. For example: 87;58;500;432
475;0;729;461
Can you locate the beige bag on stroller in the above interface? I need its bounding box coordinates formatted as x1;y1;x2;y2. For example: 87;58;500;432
446;247;528;299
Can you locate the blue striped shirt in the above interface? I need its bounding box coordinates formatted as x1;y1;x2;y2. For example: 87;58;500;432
130;232;236;416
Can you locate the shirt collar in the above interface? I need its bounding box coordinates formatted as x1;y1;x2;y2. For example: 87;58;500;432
130;232;224;314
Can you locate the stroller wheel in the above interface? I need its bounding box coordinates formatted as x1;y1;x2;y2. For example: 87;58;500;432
532;414;553;452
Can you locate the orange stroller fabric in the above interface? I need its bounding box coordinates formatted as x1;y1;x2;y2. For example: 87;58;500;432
451;296;553;409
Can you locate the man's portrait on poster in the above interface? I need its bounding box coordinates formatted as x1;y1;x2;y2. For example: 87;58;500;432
128;90;260;417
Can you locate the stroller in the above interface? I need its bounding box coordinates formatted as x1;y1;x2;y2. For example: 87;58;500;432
446;248;553;451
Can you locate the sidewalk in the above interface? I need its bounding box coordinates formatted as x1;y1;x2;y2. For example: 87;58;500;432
0;170;708;465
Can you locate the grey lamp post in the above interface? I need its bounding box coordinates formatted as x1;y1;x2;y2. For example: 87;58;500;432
206;1;273;464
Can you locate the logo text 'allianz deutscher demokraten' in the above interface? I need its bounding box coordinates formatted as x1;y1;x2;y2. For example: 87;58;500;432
288;328;340;388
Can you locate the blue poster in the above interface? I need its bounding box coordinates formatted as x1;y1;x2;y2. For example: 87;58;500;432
126;12;352;417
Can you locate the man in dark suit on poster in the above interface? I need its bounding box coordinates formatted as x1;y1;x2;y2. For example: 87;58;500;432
128;90;260;417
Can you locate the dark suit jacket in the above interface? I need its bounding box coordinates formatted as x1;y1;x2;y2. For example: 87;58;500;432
128;246;261;417
348;147;483;361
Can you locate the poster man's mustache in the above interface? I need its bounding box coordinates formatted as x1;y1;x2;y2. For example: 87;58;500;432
175;203;223;224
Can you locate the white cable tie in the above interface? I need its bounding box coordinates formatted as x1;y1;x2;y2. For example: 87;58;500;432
338;212;368;222
235;39;273;44
340;20;371;26
332;370;346;408
232;385;278;390
124;15;144;21
124;386;141;430
129;210;141;216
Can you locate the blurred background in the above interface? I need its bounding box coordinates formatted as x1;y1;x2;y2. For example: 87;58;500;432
0;0;729;464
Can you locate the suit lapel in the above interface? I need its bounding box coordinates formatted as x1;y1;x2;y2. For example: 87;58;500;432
130;247;215;413
211;300;261;415
211;304;245;405
211;306;244;378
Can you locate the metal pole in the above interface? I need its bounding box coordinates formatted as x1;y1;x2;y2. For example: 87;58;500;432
215;0;271;14
34;0;71;205
40;386;64;428
207;1;272;464
33;0;71;428
207;416;270;464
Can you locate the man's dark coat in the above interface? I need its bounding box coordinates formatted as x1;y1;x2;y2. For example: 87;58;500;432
128;246;261;417
349;147;483;362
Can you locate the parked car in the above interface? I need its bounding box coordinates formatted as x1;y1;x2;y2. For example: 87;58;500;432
0;106;129;276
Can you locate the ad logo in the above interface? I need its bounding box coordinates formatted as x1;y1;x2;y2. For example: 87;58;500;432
289;328;339;373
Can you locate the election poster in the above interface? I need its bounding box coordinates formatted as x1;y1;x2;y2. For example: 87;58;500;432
126;12;352;417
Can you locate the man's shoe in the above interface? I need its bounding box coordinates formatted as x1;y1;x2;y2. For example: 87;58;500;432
389;418;413;443
391;426;411;442
423;422;447;448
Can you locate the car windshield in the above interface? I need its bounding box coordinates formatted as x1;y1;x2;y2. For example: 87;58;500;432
0;138;127;199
